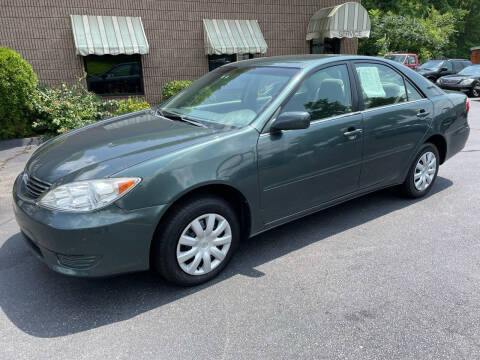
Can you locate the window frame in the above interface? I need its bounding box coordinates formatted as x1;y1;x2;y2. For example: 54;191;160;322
83;54;145;96
351;60;426;112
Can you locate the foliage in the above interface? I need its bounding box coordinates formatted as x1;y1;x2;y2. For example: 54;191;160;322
32;82;118;135
113;97;150;116
359;8;460;62
0;47;38;139
360;0;478;60
161;80;193;101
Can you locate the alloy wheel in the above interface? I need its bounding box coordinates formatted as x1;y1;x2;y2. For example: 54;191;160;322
176;213;232;275
414;151;437;191
473;85;480;98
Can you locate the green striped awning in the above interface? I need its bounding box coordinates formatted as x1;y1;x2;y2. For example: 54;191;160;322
306;2;371;40
203;19;268;55
70;15;149;56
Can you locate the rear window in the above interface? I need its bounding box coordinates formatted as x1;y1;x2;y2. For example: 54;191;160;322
385;55;406;63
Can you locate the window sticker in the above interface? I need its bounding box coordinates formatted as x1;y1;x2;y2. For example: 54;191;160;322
356;66;386;98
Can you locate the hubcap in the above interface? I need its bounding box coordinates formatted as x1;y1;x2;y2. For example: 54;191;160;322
414;151;436;191
176;213;232;276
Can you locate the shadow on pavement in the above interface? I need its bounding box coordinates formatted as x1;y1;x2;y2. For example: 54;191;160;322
0;177;453;338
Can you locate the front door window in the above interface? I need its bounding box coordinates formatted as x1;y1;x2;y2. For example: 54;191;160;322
281;64;352;120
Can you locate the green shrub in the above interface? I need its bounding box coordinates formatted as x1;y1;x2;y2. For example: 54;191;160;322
0;47;38;139
113;97;150;116
32;82;117;135
162;80;193;101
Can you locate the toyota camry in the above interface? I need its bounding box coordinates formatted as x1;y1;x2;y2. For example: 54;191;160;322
13;55;470;285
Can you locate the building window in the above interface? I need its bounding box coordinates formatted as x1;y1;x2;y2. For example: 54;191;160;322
208;54;254;71
83;54;144;96
310;38;340;54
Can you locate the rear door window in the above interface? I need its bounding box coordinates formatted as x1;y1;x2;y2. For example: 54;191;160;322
405;81;423;101
354;63;407;109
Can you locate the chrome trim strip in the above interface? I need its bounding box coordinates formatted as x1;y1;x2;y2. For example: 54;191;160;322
259;98;428;137
360;99;427;114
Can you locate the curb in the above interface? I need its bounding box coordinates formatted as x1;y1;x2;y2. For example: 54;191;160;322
0;136;51;151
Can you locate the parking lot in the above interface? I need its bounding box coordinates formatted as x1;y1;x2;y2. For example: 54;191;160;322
1;99;479;360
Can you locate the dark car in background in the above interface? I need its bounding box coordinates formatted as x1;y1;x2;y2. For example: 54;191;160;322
13;55;470;286
417;59;471;82
437;65;480;97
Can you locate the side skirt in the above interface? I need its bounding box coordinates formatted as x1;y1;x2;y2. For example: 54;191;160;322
249;181;403;238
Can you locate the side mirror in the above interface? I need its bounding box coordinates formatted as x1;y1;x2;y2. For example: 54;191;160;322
440;67;448;72
271;111;311;131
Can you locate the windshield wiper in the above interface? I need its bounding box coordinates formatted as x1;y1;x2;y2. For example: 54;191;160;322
155;108;207;128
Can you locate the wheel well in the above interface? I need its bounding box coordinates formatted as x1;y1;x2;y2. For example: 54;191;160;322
425;135;447;164
154;184;252;242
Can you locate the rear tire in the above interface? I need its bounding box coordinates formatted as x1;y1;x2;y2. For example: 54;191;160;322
470;83;480;98
400;143;440;198
152;195;240;286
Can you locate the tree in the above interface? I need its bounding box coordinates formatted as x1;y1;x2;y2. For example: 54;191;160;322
359;8;460;61
360;0;477;59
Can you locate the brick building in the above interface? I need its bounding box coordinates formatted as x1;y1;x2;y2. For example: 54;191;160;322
472;46;480;64
0;0;369;104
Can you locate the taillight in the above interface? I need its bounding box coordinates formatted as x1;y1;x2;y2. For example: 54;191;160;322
466;99;470;114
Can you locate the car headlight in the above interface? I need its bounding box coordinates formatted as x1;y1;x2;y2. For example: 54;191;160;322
436;78;442;84
460;79;474;85
38;177;141;212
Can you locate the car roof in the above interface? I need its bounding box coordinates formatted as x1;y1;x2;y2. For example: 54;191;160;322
232;54;398;69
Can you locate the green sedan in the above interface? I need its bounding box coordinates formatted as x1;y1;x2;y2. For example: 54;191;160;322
13;55;470;286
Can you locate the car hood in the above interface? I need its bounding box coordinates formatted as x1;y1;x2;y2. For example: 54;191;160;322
25;109;226;184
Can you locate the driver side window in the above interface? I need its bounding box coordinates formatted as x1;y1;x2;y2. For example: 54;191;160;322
281;64;352;121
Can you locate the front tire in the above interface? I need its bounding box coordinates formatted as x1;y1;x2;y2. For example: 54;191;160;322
152;195;240;286
400;143;440;198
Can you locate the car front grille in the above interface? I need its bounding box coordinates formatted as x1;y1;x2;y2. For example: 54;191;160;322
24;174;51;199
442;79;460;85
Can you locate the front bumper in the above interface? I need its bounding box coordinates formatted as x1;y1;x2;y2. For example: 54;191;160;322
13;174;166;277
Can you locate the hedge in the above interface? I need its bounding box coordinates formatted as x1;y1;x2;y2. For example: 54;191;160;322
0;47;38;139
162;80;193;101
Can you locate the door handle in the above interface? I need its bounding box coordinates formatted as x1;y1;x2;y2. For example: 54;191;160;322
343;128;362;139
417;109;430;117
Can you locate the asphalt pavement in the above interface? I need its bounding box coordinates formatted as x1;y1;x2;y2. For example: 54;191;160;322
1;99;479;360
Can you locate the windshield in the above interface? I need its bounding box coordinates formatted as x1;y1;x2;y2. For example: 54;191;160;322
418;60;444;70
385;55;406;63
458;65;480;76
160;66;298;127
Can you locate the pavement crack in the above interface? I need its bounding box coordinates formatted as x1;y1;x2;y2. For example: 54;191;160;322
0;145;31;172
